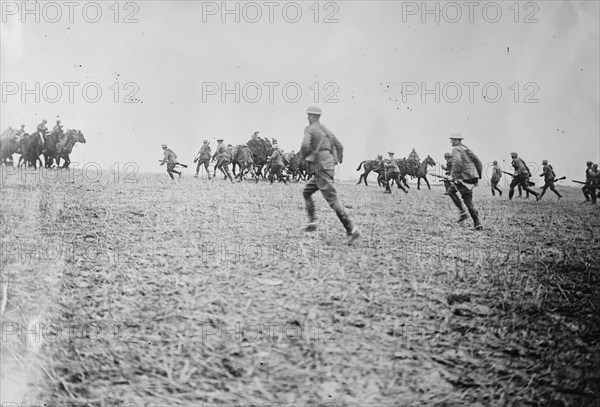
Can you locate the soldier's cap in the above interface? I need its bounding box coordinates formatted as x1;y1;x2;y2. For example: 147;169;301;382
587;161;593;165
57;120;61;123
42;119;47;123
388;151;394;155
542;159;548;164
20;124;25;127
377;154;383;157
253;131;259;135
493;160;498;164
449;133;463;140
272;144;279;149
216;138;224;141
510;152;518;157
203;139;208;143
227;144;232;147
444;153;452;158
306;106;322;115
593;164;598;168
161;144;167;148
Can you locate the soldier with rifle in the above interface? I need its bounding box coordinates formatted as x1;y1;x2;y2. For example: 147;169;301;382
581;161;594;202
585;163;600;204
159;144;186;180
490;160;503;196
299;106;360;245
383;151;408;194
445;133;483;230
194;140;212;179
212;138;235;183
539;159;563;201
440;152;453;194
508;152;539;201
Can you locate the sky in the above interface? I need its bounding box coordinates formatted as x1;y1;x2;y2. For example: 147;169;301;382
1;0;599;182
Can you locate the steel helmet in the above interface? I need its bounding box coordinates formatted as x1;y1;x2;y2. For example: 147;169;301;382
306;106;322;115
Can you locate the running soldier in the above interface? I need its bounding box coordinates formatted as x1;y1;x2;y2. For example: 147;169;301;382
447;134;483;230
539;159;563;201
490;160;503;196
508;152;539;201
582;161;594;202
194;140;212;179
160;144;181;180
589;164;600;205
299;106;360;244
383;151;408;194
268;144;288;184
441;152;453;194
212;138;234;183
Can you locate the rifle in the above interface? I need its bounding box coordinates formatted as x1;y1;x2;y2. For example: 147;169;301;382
572;180;587;185
502;170;536;187
502;171;516;177
158;160;188;168
429;173;458;184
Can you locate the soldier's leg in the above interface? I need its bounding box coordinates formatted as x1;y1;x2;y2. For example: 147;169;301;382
448;184;466;213
195;160;201;176
491;181;496;196
522;180;539;199
540;182;549;198
508;177;520;200
458;182;481;228
223;162;234;182
384;172;392;193
166;164;175;180
582;185;590;201
549;181;562;198
394;173;408;193
302;176;320;225
317;172;356;234
590;186;597;204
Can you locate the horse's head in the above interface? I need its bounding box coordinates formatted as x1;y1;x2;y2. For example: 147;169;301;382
74;130;86;144
231;145;241;159
424;155;436;167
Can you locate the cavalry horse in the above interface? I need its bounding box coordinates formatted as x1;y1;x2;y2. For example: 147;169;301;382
356;159;386;187
398;155;436;190
18;132;44;168
231;145;259;182
55;129;86;168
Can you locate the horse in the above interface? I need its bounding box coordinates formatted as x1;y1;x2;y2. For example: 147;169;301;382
284;152;306;182
231;145;258;182
43;129;62;168
398;155;436;190
356;159;387;187
18;133;44;168
55;129;86;168
246;136;272;180
0;127;21;165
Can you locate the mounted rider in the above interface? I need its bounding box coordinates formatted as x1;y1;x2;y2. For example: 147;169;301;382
268;144;287;184
407;148;420;174
15;125;26;139
52;120;64;135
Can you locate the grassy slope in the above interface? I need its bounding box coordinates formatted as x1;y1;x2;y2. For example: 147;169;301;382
1;171;598;406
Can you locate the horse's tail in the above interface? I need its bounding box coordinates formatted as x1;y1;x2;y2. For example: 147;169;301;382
356;161;366;171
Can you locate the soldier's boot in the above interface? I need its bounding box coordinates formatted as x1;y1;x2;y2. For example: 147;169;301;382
335;210;360;245
491;188;495;196
498;189;503;196
304;198;318;232
539;189;546;199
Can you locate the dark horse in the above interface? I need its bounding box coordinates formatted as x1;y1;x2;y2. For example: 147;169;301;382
285;152;306;182
398;155;436;190
55;129;86;168
231;145;258;182
18;132;44;168
356;160;387;187
43;129;62;168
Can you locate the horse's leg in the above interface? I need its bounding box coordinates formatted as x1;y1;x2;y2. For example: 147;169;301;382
64;155;70;169
417;177;421;190
424;175;431;190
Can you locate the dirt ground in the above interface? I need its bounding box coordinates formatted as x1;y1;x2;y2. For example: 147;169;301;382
1;169;599;406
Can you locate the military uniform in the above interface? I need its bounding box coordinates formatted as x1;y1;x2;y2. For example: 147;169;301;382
447;134;483;230
539;161;562;200
52;120;63;134
588;164;600;204
194;141;212;178
300;106;359;243
440;154;453;193
160;144;181;180
582;162;594;201
212;140;234;182
490;162;503;196
36;120;48;146
383;153;408;194
407;149;420;174
268;146;287;184
508;154;539;200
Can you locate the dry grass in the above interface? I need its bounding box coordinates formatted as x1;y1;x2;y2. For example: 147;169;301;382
1;169;599;406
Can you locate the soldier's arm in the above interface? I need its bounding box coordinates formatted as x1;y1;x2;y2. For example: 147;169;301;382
450;149;461;178
331;134;343;163
299;127;312;159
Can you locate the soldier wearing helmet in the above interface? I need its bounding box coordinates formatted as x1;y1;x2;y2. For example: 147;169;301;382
383;151;408;194
52;119;63;135
212;138;234;183
159;144;182;180
268;144;287;184
539;159;562;201
194;139;212;179
299;106;360;245
440;152;454;194
446;133;483;230
582;161;594;202
509;152;539;201
490;160;503;197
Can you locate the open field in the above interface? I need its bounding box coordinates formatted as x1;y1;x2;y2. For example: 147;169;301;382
1;169;599;406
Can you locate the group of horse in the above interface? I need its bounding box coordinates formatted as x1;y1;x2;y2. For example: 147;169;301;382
0;127;86;169
356;155;437;190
